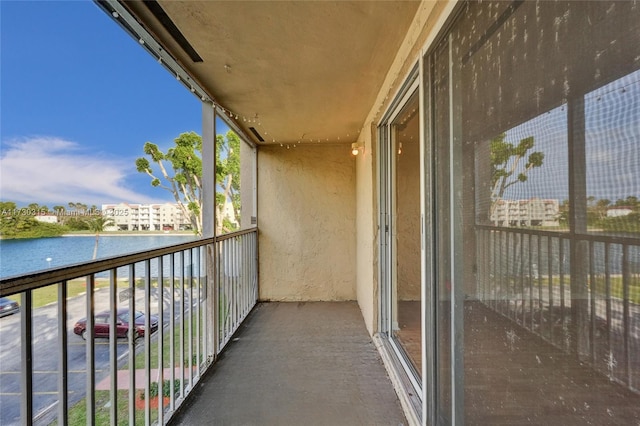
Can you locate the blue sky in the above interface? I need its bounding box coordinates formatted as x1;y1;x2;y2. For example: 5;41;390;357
1;1;203;207
501;69;639;203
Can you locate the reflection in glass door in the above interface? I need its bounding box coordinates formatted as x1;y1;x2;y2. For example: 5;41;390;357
392;90;422;377
384;87;422;382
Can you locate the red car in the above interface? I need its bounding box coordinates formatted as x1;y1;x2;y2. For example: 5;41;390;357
73;308;159;340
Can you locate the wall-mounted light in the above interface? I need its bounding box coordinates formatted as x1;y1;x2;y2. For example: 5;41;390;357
351;142;363;156
397;142;403;155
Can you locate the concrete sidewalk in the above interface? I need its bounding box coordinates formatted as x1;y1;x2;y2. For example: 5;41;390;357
169;302;406;426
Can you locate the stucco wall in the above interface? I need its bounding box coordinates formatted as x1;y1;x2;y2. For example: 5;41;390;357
258;145;356;301
355;125;378;336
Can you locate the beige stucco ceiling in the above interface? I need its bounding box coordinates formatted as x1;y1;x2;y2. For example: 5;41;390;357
122;1;421;145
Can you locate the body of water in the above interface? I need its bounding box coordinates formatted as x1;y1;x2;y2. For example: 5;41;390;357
0;234;197;278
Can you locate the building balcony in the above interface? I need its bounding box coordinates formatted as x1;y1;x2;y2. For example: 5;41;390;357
2;225;639;425
2;0;640;424
0;228;407;425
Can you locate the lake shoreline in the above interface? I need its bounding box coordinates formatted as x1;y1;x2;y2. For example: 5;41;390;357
61;232;196;237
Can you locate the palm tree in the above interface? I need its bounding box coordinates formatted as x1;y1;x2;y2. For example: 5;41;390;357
87;216;115;259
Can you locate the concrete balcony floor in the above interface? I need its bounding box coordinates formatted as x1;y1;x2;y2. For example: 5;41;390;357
170;302;406;426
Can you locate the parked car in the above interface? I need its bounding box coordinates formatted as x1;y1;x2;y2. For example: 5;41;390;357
73;308;159;340
0;297;19;318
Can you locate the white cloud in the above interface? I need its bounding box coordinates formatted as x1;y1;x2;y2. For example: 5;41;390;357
0;136;169;206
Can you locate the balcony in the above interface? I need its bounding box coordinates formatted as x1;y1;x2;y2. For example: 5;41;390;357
2;0;640;424
0;229;407;426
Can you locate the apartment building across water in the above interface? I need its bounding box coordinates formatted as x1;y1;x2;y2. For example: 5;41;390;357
101;203;191;231
490;198;560;227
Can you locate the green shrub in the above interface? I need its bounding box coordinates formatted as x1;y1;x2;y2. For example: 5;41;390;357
143;379;181;399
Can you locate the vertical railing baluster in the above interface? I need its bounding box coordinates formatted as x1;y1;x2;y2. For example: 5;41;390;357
239;236;244;317
604;243;612;371
227;239;231;341
245;234;249;315
158;255;165;425
537;235;543;336
212;241;220;356
240;237;243;320
128;264;136;426
247;234;251;305
241;235;245;316
57;281;68;426
188;248;194;389
559;238;567;351
229;239;233;339
243;235;247;315
144;259;151;426
196;247;201;376
548;236;554;343
233;238;238;327
204;245;209;365
251;232;256;303
217;241;222;349
169;252;176;409
223;239;228;343
495;231;500;312
236;238;240;325
519;233;525;325
589;241;596;365
109;268;118;426
509;232;514;318
528;234;534;331
490;231;495;309
179;250;185;396
215;242;219;349
226;239;232;335
622;244;631;387
86;275;96;425
499;231;504;314
20;290;33;424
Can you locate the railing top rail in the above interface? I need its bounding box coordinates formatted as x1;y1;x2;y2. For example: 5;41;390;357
215;227;258;241
0;228;258;297
475;224;640;246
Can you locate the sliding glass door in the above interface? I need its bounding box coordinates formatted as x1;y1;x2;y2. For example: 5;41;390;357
380;74;423;392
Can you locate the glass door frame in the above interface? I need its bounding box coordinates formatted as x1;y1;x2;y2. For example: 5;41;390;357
378;68;423;398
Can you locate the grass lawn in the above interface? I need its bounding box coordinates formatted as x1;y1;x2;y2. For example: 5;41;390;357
62;390;149;426
503;275;640;304
6;278;129;309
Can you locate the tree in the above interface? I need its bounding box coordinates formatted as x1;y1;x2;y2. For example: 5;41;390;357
595;198;611;221
86;216;115;259
216;130;241;234
136;132;203;235
135;130;242;236
489;133;544;224
614;196;639;210
557;199;570;226
0;201;67;239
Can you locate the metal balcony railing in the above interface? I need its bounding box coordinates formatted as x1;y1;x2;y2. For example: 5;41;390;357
0;228;257;425
476;225;640;393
